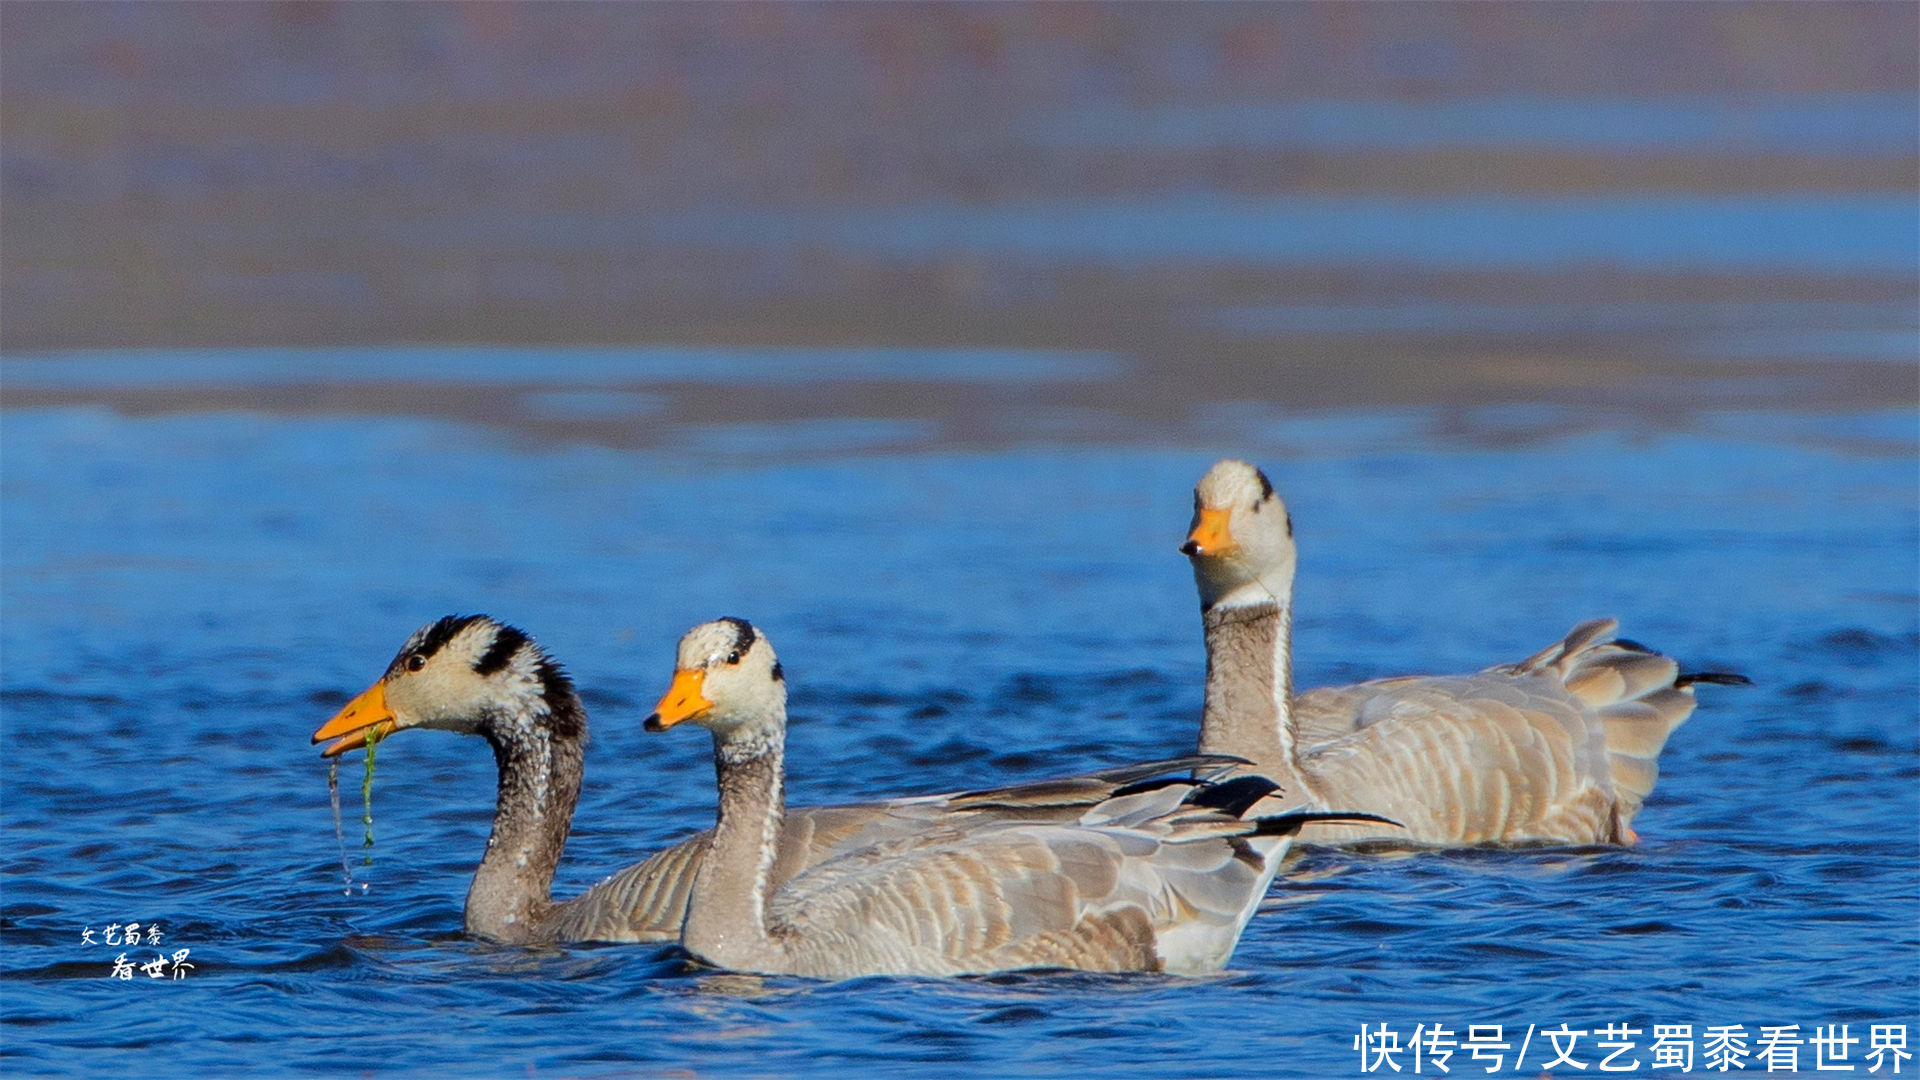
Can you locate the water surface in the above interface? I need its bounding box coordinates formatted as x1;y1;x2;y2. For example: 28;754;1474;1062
645;196;1917;274
3;395;1914;1077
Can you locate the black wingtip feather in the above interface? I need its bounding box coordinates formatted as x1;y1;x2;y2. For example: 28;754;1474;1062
1183;775;1282;817
1678;670;1753;687
1110;776;1192;799
1250;810;1402;837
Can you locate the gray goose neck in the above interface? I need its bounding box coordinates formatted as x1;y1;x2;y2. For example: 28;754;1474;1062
1198;598;1298;777
466;695;586;944
683;725;785;970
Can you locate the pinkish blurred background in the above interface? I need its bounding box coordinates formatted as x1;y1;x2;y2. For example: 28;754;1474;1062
3;3;1914;439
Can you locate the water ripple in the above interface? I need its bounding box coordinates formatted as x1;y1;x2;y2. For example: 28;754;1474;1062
2;407;1913;1077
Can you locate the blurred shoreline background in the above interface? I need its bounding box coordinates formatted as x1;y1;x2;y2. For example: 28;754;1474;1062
2;2;1915;448
3;11;1917;1077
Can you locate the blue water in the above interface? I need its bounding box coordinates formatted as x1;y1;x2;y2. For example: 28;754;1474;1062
1018;95;1920;156
645;195;1918;275
2;394;1915;1077
1218;300;1919;336
1210;300;1920;365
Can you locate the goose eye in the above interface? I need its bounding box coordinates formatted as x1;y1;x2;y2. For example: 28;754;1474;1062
725;651;741;666
406;653;427;673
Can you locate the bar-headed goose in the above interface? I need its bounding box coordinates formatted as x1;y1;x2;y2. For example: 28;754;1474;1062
312;615;1245;944
1180;459;1746;846
643;618;1391;977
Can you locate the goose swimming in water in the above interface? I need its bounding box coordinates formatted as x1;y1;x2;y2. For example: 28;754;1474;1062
1180;458;1747;847
642;618;1392;977
312;614;1258;944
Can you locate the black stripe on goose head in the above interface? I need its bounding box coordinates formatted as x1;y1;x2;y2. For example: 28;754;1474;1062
1256;469;1294;537
1244;469;1292;536
469;618;587;742
535;655;587;741
474;623;531;676
390;614;488;676
1246;469;1276;515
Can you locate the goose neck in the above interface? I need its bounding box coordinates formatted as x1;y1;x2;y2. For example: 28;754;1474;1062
1198;598;1298;775
682;724;785;969
466;701;585;943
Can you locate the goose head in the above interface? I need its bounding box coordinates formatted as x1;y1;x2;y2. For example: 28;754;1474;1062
312;614;584;757
1180;459;1297;612
643;617;787;753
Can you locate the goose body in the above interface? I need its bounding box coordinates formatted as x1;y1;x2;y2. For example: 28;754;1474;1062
642;619;1389;977
312;615;1254;944
1181;459;1744;847
544;750;1253;944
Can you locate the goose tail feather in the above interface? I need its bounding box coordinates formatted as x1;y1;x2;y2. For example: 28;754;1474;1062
1502;620;1749;835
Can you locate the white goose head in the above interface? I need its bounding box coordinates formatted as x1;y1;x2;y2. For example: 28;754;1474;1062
1180;459;1297;612
312;614;585;756
643;617;787;754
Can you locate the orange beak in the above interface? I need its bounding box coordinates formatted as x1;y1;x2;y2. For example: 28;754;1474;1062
644;669;711;732
1181;507;1238;558
312;681;398;758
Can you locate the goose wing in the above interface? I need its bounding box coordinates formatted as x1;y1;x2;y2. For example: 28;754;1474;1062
548;836;706;943
1298;670;1616;845
550;755;1246;943
1293;679;1417;749
763;800;1290;977
1289;620;1732;844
